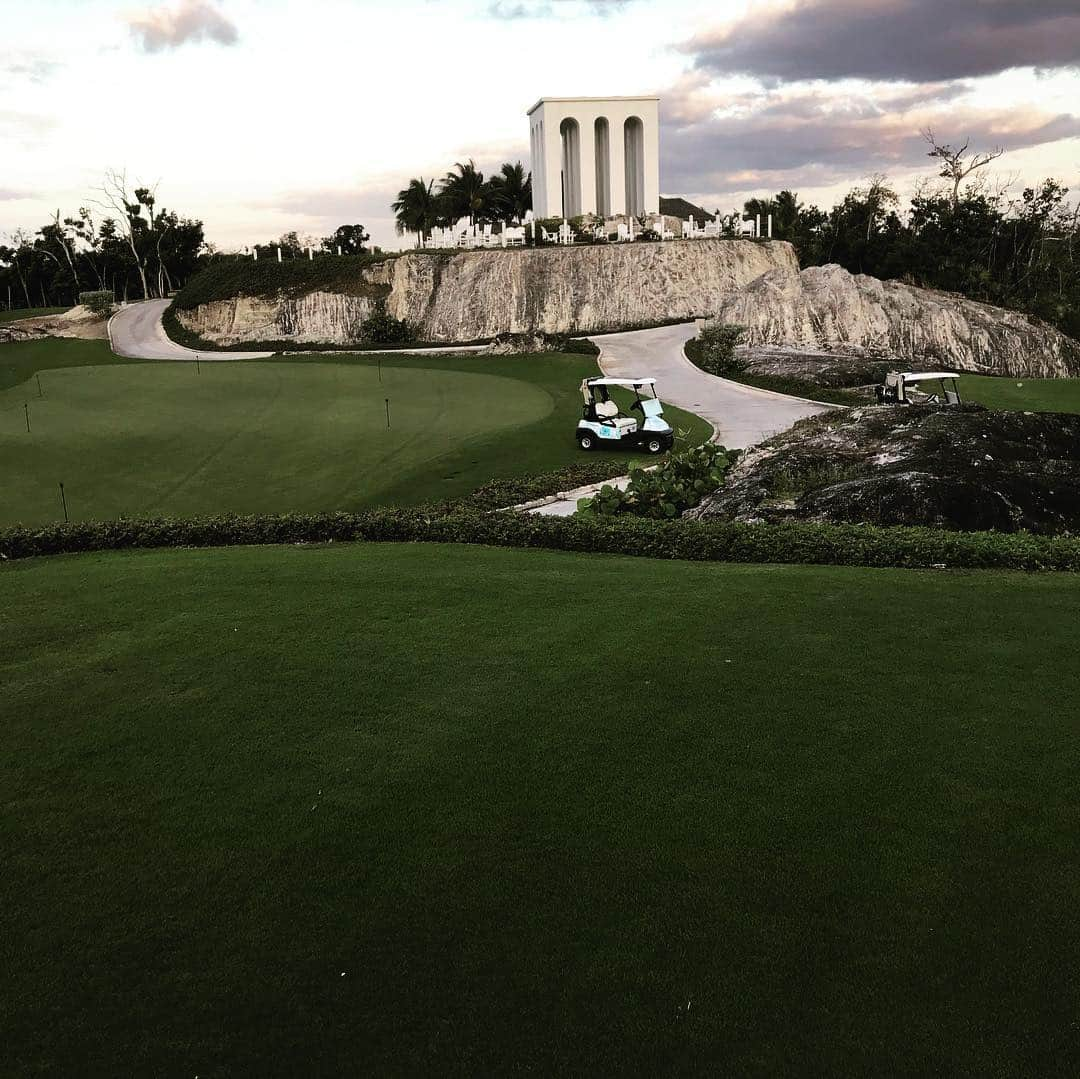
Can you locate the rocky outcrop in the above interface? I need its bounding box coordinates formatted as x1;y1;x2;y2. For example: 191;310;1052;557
176;290;382;346
386;240;795;340
689;404;1080;534
0;306;107;344
714;263;1080;378
176;240;797;346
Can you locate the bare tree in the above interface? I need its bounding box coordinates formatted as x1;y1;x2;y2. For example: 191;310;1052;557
94;168;153;299
922;129;1005;208
46;209;82;294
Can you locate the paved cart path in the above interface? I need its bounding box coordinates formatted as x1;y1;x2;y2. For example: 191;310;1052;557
594;322;832;448
526;323;834;516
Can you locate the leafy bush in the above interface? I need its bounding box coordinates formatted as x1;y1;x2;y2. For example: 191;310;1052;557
361;304;415;345
688;323;747;377
4;505;1080;573
548;335;600;356
78;291;115;318
577;443;734;519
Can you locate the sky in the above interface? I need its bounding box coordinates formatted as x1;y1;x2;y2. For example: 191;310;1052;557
2;0;1080;251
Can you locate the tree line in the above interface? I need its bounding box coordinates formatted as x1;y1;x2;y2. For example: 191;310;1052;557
392;160;532;240
1;170;205;310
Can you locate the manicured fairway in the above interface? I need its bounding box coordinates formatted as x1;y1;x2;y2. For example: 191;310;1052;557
959;372;1080;413
0;341;711;525
4;543;1080;1076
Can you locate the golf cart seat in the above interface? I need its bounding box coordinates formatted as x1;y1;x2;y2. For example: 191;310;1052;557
594;398;637;431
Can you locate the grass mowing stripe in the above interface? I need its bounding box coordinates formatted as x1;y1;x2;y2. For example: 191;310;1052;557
3;543;1080;1075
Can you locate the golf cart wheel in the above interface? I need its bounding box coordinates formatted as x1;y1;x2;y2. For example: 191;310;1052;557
577;432;596;451
646;437;664;454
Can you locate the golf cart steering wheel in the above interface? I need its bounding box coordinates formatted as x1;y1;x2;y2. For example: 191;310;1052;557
630;399;644;413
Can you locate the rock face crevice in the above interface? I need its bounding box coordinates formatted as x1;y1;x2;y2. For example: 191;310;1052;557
714;263;1080;378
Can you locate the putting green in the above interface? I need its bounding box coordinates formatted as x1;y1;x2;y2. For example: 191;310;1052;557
1;360;556;524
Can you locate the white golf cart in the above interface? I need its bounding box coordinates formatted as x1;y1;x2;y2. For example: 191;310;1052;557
577;376;674;454
877;370;963;405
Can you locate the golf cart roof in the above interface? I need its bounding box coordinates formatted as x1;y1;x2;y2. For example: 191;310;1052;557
901;372;959;383
585;377;657;387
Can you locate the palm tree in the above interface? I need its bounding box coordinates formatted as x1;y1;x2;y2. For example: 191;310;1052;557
438;160;489;226
392;178;440;243
487;162;532;224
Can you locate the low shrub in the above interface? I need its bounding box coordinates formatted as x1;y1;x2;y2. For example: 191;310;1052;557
578;442;734;518
3;507;1079;572
548;335;600;356
687;323;747;377
361;304;415;345
78;291;115;318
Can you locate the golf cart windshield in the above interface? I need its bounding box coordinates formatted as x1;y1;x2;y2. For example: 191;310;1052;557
906;372;961;405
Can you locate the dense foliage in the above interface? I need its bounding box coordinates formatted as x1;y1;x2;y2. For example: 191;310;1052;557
393;160;533;239
739;177;1080;341
77;291;116;318
360;304;415;344
1;190;204;307
578;443;734;518
3;502;1078;572
687;323;746;376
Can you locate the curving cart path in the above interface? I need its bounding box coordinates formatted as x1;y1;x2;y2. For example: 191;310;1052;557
109;300;273;361
593;322;832;448
524;323;834;516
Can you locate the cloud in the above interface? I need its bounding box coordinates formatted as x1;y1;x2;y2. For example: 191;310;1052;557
488;0;630;20
685;0;1080;84
659;83;1080;200
2;56;62;84
125;0;239;53
0;110;58;142
0;187;33;201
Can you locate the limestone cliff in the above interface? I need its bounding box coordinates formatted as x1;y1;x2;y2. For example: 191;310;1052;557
175;290;382;346
714;263;1080;378
176;240;797;346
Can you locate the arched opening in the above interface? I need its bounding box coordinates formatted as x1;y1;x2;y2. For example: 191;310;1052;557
560;117;582;218
594;117;610;217
623;115;645;217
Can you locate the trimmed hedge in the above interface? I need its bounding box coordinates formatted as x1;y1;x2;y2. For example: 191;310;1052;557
3;507;1078;571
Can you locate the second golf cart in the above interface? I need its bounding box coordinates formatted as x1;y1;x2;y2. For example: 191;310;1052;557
576;376;674;454
876;371;963;405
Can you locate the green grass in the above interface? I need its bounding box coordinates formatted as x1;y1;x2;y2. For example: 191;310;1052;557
959;373;1080;413
0;306;68;323
0;341;711;526
0;337;146;392
3;542;1080;1075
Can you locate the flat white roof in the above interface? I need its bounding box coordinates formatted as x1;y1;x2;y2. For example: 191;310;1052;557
585;377;657;386
527;95;660;116
903;372;960;382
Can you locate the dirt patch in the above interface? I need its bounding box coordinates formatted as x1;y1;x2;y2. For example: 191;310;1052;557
689;403;1080;534
0;306;108;344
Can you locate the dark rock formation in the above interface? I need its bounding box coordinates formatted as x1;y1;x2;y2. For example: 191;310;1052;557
689;404;1080;534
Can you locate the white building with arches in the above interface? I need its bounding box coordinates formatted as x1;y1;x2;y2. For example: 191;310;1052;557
527;96;660;220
